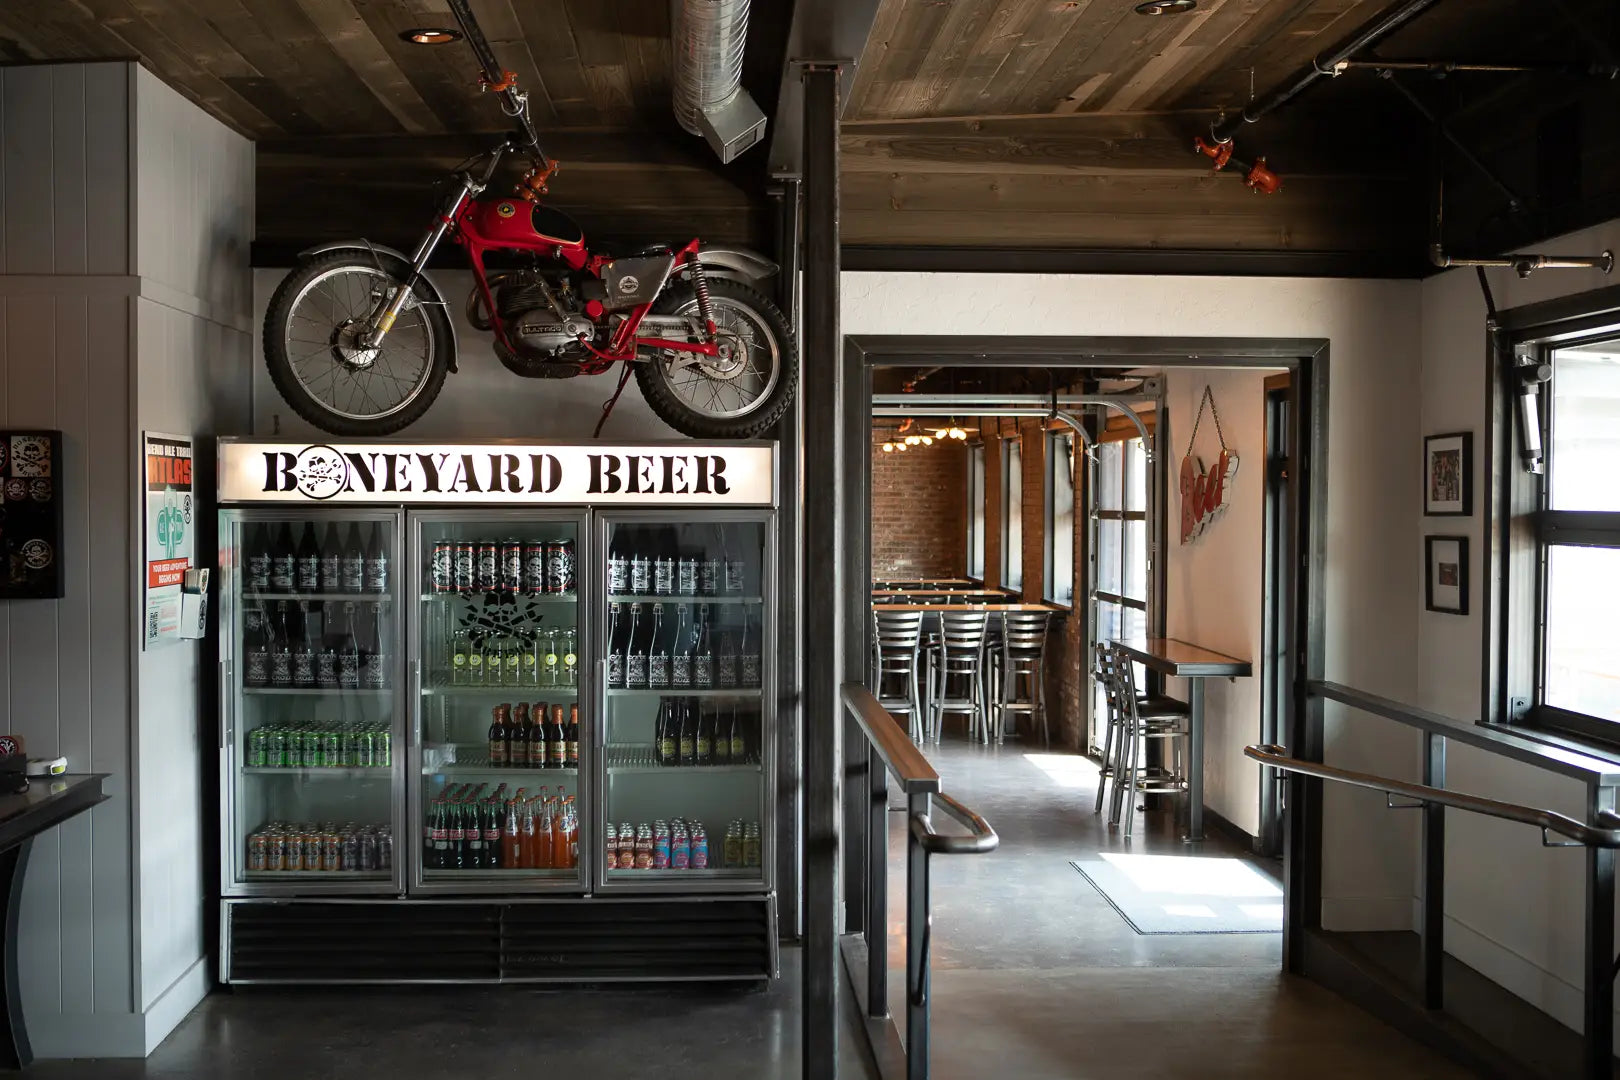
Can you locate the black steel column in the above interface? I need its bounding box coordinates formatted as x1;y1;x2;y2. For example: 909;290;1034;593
801;62;844;1080
867;741;890;1018
1585;782;1616;1080
843;342;872;933
1419;733;1445;1010
905;791;930;1080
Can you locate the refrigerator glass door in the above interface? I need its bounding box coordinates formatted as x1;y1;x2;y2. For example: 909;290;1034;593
596;513;773;892
222;511;404;895
410;513;589;893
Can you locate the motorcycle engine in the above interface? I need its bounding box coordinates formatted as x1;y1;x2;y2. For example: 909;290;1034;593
482;272;594;377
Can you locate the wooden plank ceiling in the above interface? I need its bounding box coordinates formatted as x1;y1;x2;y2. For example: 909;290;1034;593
0;0;1608;268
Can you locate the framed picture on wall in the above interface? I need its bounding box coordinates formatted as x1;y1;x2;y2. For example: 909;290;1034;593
1425;535;1469;615
1423;432;1472;516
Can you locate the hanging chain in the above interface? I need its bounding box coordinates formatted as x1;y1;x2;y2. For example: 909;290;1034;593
1185;385;1230;458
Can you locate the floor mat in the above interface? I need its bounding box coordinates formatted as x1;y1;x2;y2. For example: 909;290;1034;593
1070;853;1283;934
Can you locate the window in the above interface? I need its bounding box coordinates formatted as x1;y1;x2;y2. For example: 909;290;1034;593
1002;438;1023;591
1094;436;1149;643
1044;431;1075;605
967;444;985;580
1538;338;1620;728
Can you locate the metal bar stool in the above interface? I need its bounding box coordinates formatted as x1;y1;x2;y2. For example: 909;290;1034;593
927;611;990;742
1106;644;1191;838
872;609;926;742
1092;643;1122;815
990;611;1051;746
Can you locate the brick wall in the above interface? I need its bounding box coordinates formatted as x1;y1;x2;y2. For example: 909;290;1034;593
870;426;968;580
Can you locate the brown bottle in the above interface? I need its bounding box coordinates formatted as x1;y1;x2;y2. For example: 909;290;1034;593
567;703;580;768
549;704;568;768
488;705;509;767
528;703;548;768
509;703;530;769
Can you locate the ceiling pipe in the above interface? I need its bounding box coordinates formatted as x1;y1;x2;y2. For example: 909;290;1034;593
1336;58;1620;78
1430;178;1613;277
873;392;1156;451
672;0;767;162
1208;0;1445;143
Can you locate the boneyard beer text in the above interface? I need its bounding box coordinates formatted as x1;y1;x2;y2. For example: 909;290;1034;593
260;450;733;499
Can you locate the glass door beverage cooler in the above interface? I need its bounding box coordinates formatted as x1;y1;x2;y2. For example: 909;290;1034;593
216;440;779;984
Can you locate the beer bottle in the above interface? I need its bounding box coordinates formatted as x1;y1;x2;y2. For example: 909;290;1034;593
693;606;714;688
625;604;647;689
337;603;361;689
712;704;731;765
510;703;530;768
741;612;762;688
318;522;343;593
361;603;388;688
679;701;696;766
717;624;738;689
291;603;317;687
729;703;747;763
244;607;270;687
630;528;652;595
549;705;567;769
605;603;626;689
695;703;713;766
647;603;669;688
670;605;693;688
488;705;509;767
270;522;297;592
314;603;338;688
245;523;271;592
607;526;629;594
657;700;677;766
676;539;699;596
340;523;365;593
653;527;676;596
698;526;721;596
722;527;746;595
364;523;389;593
526;704;546;769
567;704;580;768
295;522;320;593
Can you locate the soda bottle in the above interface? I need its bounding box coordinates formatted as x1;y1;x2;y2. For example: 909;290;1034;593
548;705;567;769
528;792;550;869
503;795;524;869
549;793;567;868
447;793;466;869
510;703;531;768
482;634;504;688
464;786;487;869
566;704;580;768
451;630;471;685
488;705;509;767
295;523;320;593
522;628;541;686
467;633;486;686
426;797;445;870
539;630;559;687
503;633;523;687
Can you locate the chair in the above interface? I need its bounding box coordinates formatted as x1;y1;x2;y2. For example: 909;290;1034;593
926;611;990;742
1091;644;1122;816
871;610;926;742
989;611;1051;746
1103;645;1191;838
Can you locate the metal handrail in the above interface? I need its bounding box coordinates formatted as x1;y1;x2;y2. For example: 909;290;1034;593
842;682;941;794
1246;743;1620;848
911;791;1000;855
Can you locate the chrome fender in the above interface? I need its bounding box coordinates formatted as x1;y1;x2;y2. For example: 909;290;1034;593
297;240;460;373
694;244;778;284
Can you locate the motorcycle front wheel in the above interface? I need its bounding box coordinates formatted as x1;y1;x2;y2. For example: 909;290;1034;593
635;278;797;439
263;249;452;437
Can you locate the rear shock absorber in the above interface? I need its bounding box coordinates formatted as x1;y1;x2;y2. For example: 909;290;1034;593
690;257;717;333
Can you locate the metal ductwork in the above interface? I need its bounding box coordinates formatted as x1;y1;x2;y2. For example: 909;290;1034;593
672;0;767;163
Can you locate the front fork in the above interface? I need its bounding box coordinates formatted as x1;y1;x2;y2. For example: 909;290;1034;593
361;182;473;351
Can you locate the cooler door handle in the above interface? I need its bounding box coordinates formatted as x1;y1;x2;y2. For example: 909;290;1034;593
410;659;422;745
596;660;608;748
219;659;231;750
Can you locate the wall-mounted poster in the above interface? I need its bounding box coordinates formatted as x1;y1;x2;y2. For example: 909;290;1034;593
1425;535;1469;615
143;433;194;649
1424;432;1472;516
0;430;64;599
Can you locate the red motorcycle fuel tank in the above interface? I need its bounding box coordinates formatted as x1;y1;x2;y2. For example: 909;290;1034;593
460;197;588;268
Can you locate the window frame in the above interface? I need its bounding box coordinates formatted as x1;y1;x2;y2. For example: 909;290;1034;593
1489;290;1620;748
966;443;985;581
1001;436;1023;593
1044;429;1075;607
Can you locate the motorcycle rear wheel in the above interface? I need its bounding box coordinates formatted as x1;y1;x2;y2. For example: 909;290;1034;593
635;278;797;439
263;249;452;437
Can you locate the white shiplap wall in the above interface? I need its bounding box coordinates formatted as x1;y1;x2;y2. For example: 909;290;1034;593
0;62;252;1057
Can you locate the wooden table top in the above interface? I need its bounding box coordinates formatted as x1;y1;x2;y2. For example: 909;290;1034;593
1112;637;1252;678
876;602;1064;613
873;579;974;589
873;589;1008;600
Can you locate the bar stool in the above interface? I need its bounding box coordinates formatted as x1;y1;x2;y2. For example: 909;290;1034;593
1092;644;1123;816
1105;644;1191;838
871;609;926;742
989;611;1051;746
926;611;990;742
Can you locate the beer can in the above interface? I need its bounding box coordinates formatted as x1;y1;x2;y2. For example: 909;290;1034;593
605;823;618;866
266;832;287;872
374;728;392;768
691;824;709;870
341;833;361;871
475;542;498;592
247;833;268;872
522;542;546;594
377;831;393;871
545;539;576;595
321;833;341;872
429;541;454;592
500;539;524;594
671;821;690;870
452;542;475;592
361;831;380;871
283;833;304;872
634;824;654;870
652;822;671;870
618;822;636;870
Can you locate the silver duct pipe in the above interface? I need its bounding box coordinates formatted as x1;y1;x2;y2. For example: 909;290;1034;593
672;0;767;162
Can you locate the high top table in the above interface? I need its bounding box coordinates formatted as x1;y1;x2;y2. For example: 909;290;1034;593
1111;638;1251;842
0;773;109;1068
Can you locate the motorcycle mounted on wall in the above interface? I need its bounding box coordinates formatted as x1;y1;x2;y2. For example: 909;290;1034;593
261;16;795;441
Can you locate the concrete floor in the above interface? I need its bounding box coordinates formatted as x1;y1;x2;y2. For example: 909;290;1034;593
883;736;1471;1079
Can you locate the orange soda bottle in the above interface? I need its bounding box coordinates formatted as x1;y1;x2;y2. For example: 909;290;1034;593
549;790;568;868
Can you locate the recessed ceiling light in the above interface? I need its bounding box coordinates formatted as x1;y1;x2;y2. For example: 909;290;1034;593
1134;0;1197;13
401;27;462;44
